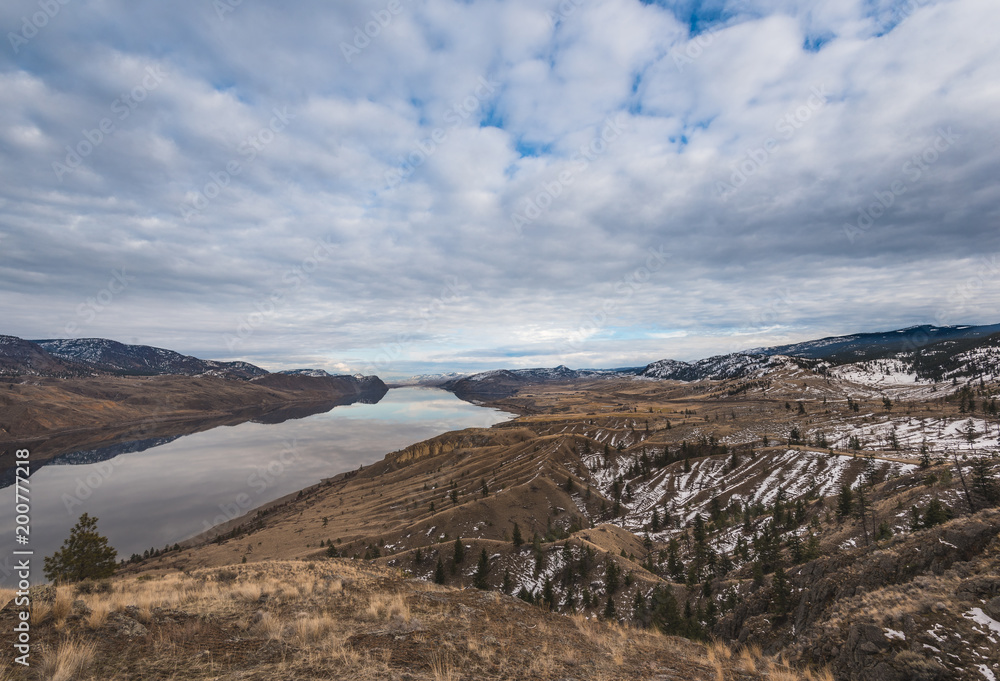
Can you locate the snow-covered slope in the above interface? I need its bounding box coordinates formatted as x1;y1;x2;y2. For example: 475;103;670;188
640;354;807;382
33;337;269;379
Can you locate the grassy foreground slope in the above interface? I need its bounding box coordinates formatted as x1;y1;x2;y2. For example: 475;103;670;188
0;560;824;681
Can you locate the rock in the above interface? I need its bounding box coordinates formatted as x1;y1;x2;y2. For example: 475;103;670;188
838;622;893;678
107;612;148;638
30;585;56;604
983;596;1000;621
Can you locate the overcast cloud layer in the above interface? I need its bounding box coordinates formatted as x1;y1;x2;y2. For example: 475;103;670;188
1;0;998;377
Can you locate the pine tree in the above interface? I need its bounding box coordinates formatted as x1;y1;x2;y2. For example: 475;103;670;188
650;585;683;635
836;483;854;519
922;498;951;528
772;566;791;618
542;577;555;609
705;599;718;629
603;594;617;620
434;557;446;584
632;590;649;627
453;537;465;564
605;559;620;594
480;479;489;497
43;513;117;584
473;549;490;589
919;441;931;469
971;458;999;507
666;538;684;581
512;522;523;549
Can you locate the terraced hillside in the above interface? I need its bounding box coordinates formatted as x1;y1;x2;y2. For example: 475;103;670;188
129;370;1000;680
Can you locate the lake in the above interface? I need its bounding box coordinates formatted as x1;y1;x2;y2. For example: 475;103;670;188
0;387;512;585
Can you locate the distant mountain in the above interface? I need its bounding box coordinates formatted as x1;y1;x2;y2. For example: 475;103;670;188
748;323;1000;362
278;369;333;378
443;365;636;402
0;336;388;391
30;338;269;379
639;324;1000;384
392;372;470;387
639;354;805;381
441;325;1000;402
0;335;90;377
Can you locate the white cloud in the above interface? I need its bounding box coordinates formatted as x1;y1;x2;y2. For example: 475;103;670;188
0;0;998;377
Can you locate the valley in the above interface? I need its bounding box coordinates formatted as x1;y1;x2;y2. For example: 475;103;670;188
2;325;1000;680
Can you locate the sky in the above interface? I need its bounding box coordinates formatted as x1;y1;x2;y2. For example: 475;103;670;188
1;0;999;378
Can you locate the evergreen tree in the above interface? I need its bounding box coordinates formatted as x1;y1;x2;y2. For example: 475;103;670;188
632;590;649;627
919;441;932;469
453;537;465;564
922;498;951;528
434;557;446;584
603;594;617;620
666;538;684;581
789;427;801;444
875;520;893;542
772;566;791;618
473;549;490;589
501;568;513;594
650;585;683;635
705;599;718;629
604;558;620;594
512;522;523;549
481;479;489;497
971;458;999;507
542;577;555;609
44;513;117;583
836;483;854;519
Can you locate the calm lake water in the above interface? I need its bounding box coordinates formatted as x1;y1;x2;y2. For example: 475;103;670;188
0;387;512;586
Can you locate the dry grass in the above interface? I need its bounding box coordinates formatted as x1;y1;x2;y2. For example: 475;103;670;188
430;654;459;681
39;638;96;681
293;614;337;644
364;592;411;621
737;643;762;673
707;640;734;681
253;611;284;639
84;597;112;628
21;559;840;681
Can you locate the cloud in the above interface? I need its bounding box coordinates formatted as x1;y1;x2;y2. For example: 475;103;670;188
1;0;998;377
